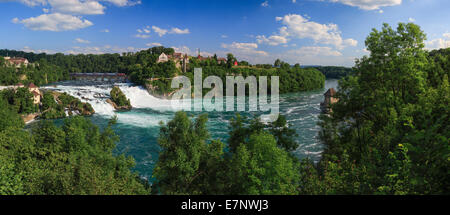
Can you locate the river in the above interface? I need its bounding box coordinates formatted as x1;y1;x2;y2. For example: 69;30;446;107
41;79;339;180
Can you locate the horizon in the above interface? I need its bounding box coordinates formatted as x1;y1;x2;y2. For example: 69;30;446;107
1;0;449;67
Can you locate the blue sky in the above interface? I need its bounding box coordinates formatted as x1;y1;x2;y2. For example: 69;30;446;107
1;0;449;66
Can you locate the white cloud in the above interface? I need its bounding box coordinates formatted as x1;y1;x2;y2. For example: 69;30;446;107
256;35;288;46
443;33;450;39
146;42;162;47
344;38;358;47
288;46;342;57
101;29;109;32
66;45;145;54
331;0;402;10
103;0;141;7
172;46;193;55
408;17;415;22
21;46;56;54
74;38;90;44
20;44;146;55
221;35;228;38
222;42;268;57
152;26;168;37
426;33;450;50
261;1;269;7
1;0;141;8
170;27;190;34
135;34;150;39
264;14;357;49
48;0;105;15
14;0;47;7
151;26;190;37
4;0;140;31
329;0;402;10
13;13;93;31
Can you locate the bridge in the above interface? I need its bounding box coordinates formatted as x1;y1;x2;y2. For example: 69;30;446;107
70;73;128;82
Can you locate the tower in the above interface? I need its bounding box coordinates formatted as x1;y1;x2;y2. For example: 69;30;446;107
183;54;187;73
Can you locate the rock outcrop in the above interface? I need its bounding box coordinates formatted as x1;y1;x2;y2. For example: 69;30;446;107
109;86;132;110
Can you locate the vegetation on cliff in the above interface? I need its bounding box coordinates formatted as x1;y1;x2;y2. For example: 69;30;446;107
108;86;132;110
0;57;68;87
40;91;94;119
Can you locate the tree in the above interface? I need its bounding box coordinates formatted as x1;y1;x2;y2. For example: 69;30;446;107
315;23;449;194
0;98;24;132
274;59;281;67
153;112;224;194
268;115;298;152
228;132;299;194
226;53;236;68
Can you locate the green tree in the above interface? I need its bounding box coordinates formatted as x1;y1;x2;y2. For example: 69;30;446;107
153;112;223;194
228;132;299;194
315;23;449;194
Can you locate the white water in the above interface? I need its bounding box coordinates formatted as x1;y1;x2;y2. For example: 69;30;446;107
42;82;185;127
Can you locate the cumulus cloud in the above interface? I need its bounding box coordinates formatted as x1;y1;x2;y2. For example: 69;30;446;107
66;45;145;55
21;46;56;54
261;1;269;7
146;42;162;47
287;46;342;57
170;27;190;34
1;0;141;8
256;35;288;46
48;0;105;15
135;34;150;39
329;0;402;10
12;13;93;31
152;26;168;37
74;38;90;44
426;33;450;50
262;14;357;49
222;42;268;56
103;0;141;7
151;26;190;37
8;0;47;7
5;0;140;31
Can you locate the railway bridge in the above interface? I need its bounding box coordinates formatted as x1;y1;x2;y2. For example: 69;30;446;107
70;73;128;82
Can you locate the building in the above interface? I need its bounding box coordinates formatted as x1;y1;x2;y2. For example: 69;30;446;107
171;52;183;61
4;57;29;68
320;88;338;113
217;57;227;64
157;53;169;63
31;90;41;104
27;83;41;104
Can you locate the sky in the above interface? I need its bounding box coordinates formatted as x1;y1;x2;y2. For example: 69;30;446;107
0;0;449;67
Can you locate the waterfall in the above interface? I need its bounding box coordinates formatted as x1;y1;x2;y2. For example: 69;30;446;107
41;81;184;127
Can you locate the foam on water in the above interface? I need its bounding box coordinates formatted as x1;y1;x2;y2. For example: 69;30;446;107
42;82;180;127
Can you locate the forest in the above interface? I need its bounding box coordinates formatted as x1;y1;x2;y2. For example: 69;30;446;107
1;46;326;95
0;23;448;195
